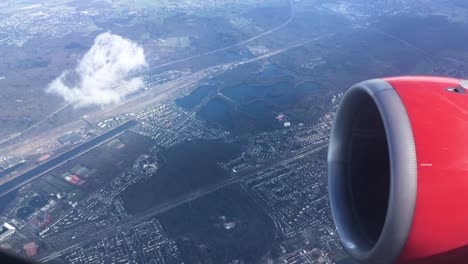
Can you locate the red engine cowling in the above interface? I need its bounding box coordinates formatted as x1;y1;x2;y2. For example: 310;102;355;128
328;76;468;264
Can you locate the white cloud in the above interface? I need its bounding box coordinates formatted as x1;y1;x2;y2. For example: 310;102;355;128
47;32;147;107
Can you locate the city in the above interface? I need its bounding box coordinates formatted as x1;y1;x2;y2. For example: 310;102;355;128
0;0;467;263
0;58;345;261
0;84;344;262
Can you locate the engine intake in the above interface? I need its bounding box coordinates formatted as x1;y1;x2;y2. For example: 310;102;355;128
328;76;468;263
328;79;417;263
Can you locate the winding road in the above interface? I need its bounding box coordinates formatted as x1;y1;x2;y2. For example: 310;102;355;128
0;0;296;149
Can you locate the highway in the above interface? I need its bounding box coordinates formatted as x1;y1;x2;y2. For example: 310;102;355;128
0;0;295;149
128;0;296;76
0;35;327;201
39;142;327;262
0;121;136;198
0;103;72;146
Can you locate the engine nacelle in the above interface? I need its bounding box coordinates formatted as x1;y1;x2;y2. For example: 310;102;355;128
328;76;468;264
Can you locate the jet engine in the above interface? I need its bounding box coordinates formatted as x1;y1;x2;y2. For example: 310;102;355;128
328;76;468;264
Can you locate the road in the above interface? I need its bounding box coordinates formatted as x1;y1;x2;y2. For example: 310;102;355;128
127;0;296;76
0;0;295;149
39;142;327;262
0;32;324;155
0;35;327;202
0;121;136;198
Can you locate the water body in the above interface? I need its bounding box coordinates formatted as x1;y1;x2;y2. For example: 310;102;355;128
222;81;309;105
198;99;234;130
175;85;217;110
0;120;136;197
199;82;292;133
198;81;320;133
228;81;319;104
121;140;241;214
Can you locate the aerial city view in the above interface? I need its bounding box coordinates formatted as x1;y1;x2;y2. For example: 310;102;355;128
0;0;467;263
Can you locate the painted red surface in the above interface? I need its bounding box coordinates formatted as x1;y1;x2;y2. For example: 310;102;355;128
66;174;85;186
23;242;37;257
384;76;468;263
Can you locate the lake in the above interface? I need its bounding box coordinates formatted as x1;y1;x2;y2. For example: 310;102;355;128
175;85;217;110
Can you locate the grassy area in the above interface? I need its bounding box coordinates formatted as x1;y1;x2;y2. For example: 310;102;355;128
43;175;75;193
49;206;65;219
32;180;60;195
69;165;90;177
106;138;121;148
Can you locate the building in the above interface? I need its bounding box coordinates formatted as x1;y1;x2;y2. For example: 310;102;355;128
58;132;82;145
0;222;16;242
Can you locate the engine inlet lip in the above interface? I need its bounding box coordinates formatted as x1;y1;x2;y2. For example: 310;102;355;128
327;79;417;264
